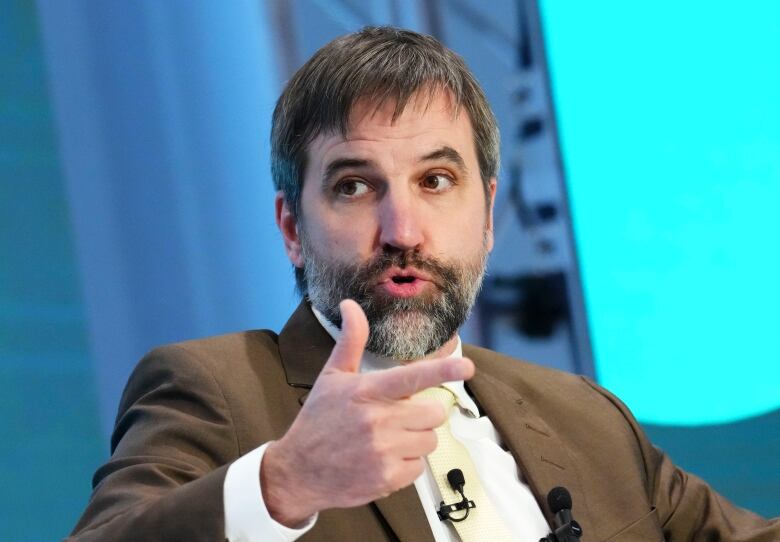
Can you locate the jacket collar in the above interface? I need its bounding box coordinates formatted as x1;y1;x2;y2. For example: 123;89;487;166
278;301;590;539
278;300;334;388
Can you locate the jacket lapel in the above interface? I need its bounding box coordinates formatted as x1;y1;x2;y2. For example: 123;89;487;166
278;301;434;541
373;487;436;542
465;358;592;534
278;301;334;388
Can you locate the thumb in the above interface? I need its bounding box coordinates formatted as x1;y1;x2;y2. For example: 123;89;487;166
324;299;369;373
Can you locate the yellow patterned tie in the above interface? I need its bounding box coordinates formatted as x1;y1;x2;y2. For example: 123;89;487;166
416;386;514;542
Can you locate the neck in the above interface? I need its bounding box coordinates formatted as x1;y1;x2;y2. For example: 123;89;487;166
402;334;459;364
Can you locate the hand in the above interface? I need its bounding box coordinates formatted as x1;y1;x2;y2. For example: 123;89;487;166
261;299;475;527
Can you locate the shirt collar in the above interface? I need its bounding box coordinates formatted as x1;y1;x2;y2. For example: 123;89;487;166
312;305;479;417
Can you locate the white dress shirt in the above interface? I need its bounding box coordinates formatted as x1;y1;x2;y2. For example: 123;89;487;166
224;309;550;541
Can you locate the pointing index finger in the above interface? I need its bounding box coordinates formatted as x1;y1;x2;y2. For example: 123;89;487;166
364;357;475;400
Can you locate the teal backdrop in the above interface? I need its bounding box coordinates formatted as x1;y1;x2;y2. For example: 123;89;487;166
539;0;779;516
0;3;103;541
540;0;780;426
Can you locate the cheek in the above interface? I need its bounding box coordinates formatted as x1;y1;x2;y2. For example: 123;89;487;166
454;217;490;258
444;200;489;240
304;212;376;259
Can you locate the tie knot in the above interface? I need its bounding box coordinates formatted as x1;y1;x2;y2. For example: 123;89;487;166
417;386;458;412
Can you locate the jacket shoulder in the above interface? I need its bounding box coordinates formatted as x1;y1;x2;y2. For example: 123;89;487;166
122;329;301;453
130;329;283;390
463;342;588;392
463;342;643;454
165;328;280;363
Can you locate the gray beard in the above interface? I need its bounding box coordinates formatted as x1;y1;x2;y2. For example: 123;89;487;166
301;239;487;361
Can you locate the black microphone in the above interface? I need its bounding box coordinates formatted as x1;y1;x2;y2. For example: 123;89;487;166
549;487;573;529
539;486;582;542
447;468;466;493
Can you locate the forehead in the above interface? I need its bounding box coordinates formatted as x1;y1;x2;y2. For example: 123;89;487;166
306;90;478;165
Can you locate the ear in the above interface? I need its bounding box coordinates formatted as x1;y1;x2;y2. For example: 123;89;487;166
275;191;304;267
485;177;497;251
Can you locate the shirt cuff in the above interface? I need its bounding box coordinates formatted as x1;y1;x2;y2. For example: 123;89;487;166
224;442;317;541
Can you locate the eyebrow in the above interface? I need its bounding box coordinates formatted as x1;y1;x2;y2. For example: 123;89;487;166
323;157;375;184
419;146;468;174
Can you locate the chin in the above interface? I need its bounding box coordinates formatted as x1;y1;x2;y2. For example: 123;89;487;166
365;308;453;361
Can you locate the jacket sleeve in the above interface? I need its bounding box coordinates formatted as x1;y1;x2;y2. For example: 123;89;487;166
583;377;779;541
67;345;240;541
649;443;779;541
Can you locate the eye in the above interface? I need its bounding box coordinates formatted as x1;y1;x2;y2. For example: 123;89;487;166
335;179;371;198
421;173;455;192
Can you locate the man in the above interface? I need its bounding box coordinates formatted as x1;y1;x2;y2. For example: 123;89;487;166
69;27;777;541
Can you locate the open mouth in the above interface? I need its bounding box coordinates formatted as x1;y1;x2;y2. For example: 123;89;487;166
377;268;433;297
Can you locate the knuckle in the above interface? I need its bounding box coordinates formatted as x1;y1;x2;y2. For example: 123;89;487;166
438;360;454;382
393;459;424;491
410;369;425;394
352;379;374;403
396;369;415;398
370;432;392;458
378;461;399;493
401;365;424;396
387;465;410;492
415;400;445;427
377;458;424;496
429;402;447;425
409;457;425;479
423;430;438;454
356;406;380;432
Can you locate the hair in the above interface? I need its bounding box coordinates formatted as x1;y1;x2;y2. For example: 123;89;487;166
270;26;500;292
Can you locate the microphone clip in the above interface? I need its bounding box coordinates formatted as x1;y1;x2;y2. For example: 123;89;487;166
437;468;476;522
539;520;583;542
437;498;476;522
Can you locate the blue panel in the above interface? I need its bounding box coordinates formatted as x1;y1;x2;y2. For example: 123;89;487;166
540;1;780;424
37;1;297;435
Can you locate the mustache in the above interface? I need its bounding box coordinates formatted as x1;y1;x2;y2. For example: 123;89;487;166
352;250;456;293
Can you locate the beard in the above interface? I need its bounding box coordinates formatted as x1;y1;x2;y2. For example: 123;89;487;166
301;235;488;361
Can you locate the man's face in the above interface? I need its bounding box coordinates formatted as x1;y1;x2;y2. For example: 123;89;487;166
278;90;496;360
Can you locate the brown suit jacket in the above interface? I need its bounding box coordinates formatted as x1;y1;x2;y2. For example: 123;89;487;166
69;302;778;541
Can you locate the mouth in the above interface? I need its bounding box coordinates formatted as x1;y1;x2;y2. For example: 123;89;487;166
377;267;436;297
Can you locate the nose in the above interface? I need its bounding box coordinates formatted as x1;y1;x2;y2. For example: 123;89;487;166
377;187;425;252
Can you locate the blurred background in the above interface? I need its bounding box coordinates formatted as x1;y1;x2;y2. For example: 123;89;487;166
2;0;778;539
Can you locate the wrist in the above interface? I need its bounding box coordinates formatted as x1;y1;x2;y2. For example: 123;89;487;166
261;439;319;527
